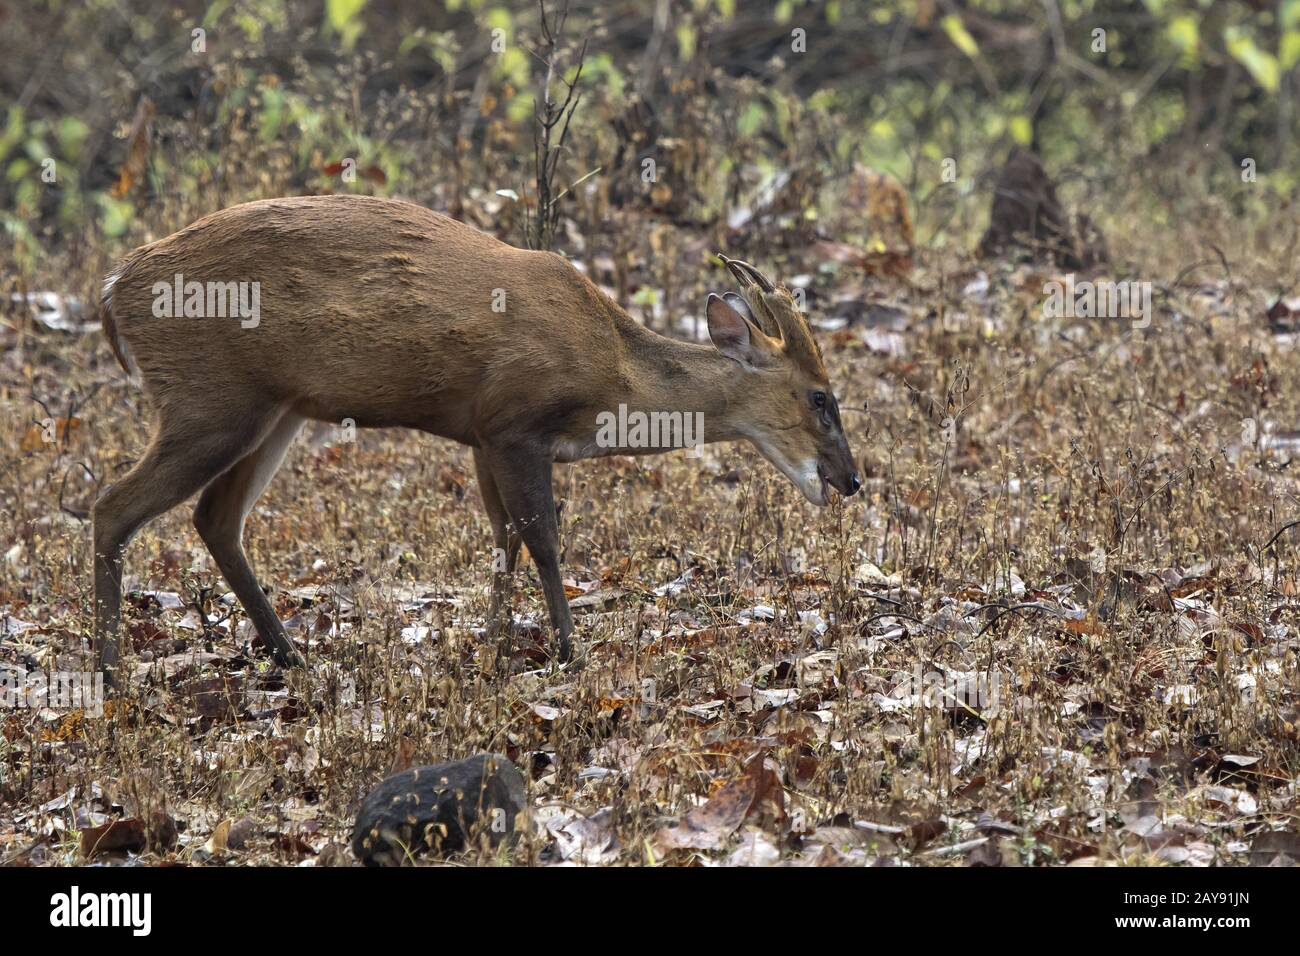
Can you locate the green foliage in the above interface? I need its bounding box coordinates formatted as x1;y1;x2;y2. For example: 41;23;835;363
1225;26;1280;93
326;0;367;50
940;13;980;60
1;0;1296;269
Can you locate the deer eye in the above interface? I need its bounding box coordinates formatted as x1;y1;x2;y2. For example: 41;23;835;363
812;391;827;409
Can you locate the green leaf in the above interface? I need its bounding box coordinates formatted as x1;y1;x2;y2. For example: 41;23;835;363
257;86;285;142
676;21;696;61
585;53;625;101
203;0;231;29
1282;0;1300;69
0;105;25;164
1009;115;1033;146
507;91;533;123
940;14;979;60
1225;27;1279;93
868;118;896;140
236;12;264;44
1282;31;1300;71
326;0;366;31
737;101;766;138
16;177;38;211
1166;14;1198;59
96;193;133;238
496;46;528;85
24;138;49;164
58;116;90;160
1282;0;1300;30
398;29;426;57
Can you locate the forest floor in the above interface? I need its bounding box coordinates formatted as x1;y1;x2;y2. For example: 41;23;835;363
3;200;1300;866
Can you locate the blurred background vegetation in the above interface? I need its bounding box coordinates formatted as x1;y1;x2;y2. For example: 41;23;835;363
2;0;1297;301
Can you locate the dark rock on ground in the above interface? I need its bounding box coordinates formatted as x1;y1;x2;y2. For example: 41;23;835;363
351;753;527;866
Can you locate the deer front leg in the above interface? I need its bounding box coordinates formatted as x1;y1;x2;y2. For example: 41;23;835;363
476;443;573;664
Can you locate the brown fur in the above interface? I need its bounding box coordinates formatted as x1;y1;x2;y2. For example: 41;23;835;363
98;288;131;376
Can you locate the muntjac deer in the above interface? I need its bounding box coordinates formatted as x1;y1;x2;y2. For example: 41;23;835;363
93;195;860;683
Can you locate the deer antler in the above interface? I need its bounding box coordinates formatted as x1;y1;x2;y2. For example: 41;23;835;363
716;254;776;293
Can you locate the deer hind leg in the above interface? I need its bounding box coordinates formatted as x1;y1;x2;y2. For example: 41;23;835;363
193;412;305;667
473;447;522;637
93;408;280;684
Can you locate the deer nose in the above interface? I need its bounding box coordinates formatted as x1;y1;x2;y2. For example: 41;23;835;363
848;472;862;496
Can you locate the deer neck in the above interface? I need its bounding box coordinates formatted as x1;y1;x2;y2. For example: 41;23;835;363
613;322;748;447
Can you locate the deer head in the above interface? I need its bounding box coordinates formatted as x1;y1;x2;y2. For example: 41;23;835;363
706;255;861;506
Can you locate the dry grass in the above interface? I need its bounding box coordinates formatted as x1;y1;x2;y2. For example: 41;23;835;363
3;214;1299;865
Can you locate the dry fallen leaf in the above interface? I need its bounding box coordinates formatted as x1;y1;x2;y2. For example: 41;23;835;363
205;818;232;855
111;95;155;198
654;754;784;853
19;417;80;452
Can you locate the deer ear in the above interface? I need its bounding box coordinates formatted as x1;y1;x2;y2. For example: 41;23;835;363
707;293;758;364
723;292;754;322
